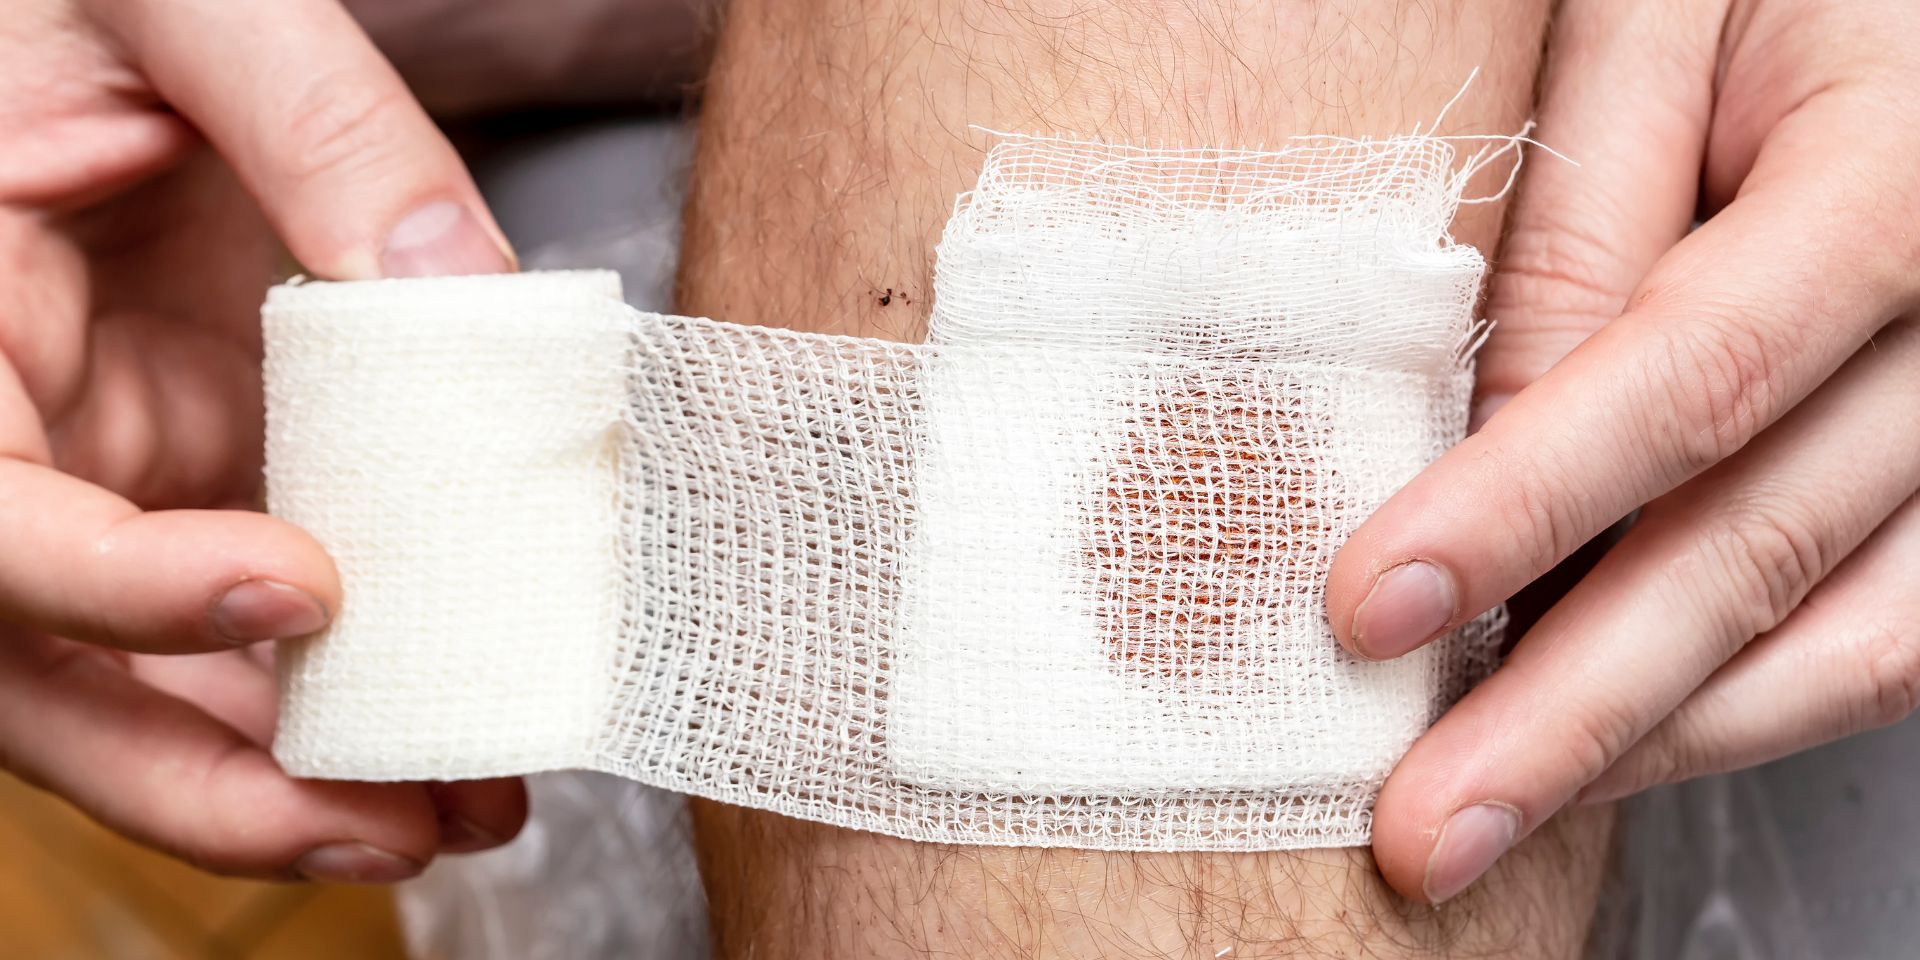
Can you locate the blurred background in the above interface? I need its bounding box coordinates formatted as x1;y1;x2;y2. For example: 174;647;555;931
0;773;406;958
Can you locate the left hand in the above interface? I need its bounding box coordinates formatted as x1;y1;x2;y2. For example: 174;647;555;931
1324;0;1920;904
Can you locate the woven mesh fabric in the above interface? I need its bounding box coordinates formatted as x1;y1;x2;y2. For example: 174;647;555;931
266;135;1505;851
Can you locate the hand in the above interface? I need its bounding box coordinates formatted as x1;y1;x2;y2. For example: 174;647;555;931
0;0;522;882
1324;0;1920;903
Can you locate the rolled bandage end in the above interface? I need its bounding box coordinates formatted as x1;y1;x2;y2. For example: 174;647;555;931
265;271;629;781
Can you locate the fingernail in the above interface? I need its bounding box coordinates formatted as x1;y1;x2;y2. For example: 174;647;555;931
210;580;330;645
293;842;422;884
1469;393;1512;434
380;200;514;278
1423;802;1520;903
437;810;507;854
1351;560;1457;660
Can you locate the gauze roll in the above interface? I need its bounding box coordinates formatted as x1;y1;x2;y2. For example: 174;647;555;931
265;271;628;777
266;135;1505;851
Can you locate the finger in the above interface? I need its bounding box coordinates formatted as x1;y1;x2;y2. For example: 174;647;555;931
86;0;513;280
50;312;266;508
131;649;279;744
0;460;339;652
126;650;528;854
50;159;281;506
0;211;89;431
1476;0;1721;428
1328;95;1920;662
429;779;530;854
1582;492;1920;803
1370;320;1920;903
71;148;281;350
42;155;295;507
0;110;196;211
0;632;435;881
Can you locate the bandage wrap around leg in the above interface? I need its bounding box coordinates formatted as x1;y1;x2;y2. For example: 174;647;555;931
265;136;1504;851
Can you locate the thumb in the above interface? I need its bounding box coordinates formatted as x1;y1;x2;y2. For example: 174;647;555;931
1473;0;1718;431
1326;0;1727;664
90;0;513;280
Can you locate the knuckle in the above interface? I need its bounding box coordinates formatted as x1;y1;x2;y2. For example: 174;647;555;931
1856;622;1920;730
1700;498;1829;636
0;222;86;419
18;640;121;692
1496;476;1565;573
1647;313;1789;476
1561;688;1646;788
1619;728;1691;796
279;73;417;187
0;640;118;789
1493;212;1634;329
175;741;286;878
1490;447;1597;574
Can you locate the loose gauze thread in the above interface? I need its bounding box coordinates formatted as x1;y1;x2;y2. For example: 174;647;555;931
263;135;1508;852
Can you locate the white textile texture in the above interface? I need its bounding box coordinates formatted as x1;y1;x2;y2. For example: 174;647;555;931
265;136;1505;851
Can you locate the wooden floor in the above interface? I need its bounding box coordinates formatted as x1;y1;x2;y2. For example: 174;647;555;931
0;774;409;959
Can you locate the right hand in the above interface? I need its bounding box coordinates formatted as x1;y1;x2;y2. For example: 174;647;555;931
0;0;523;882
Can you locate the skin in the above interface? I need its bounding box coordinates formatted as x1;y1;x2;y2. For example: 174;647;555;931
676;0;1614;955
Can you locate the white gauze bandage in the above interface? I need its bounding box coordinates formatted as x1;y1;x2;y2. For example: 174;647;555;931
265;135;1506;851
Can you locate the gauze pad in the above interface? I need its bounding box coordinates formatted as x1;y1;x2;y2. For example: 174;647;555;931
266;135;1505;851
